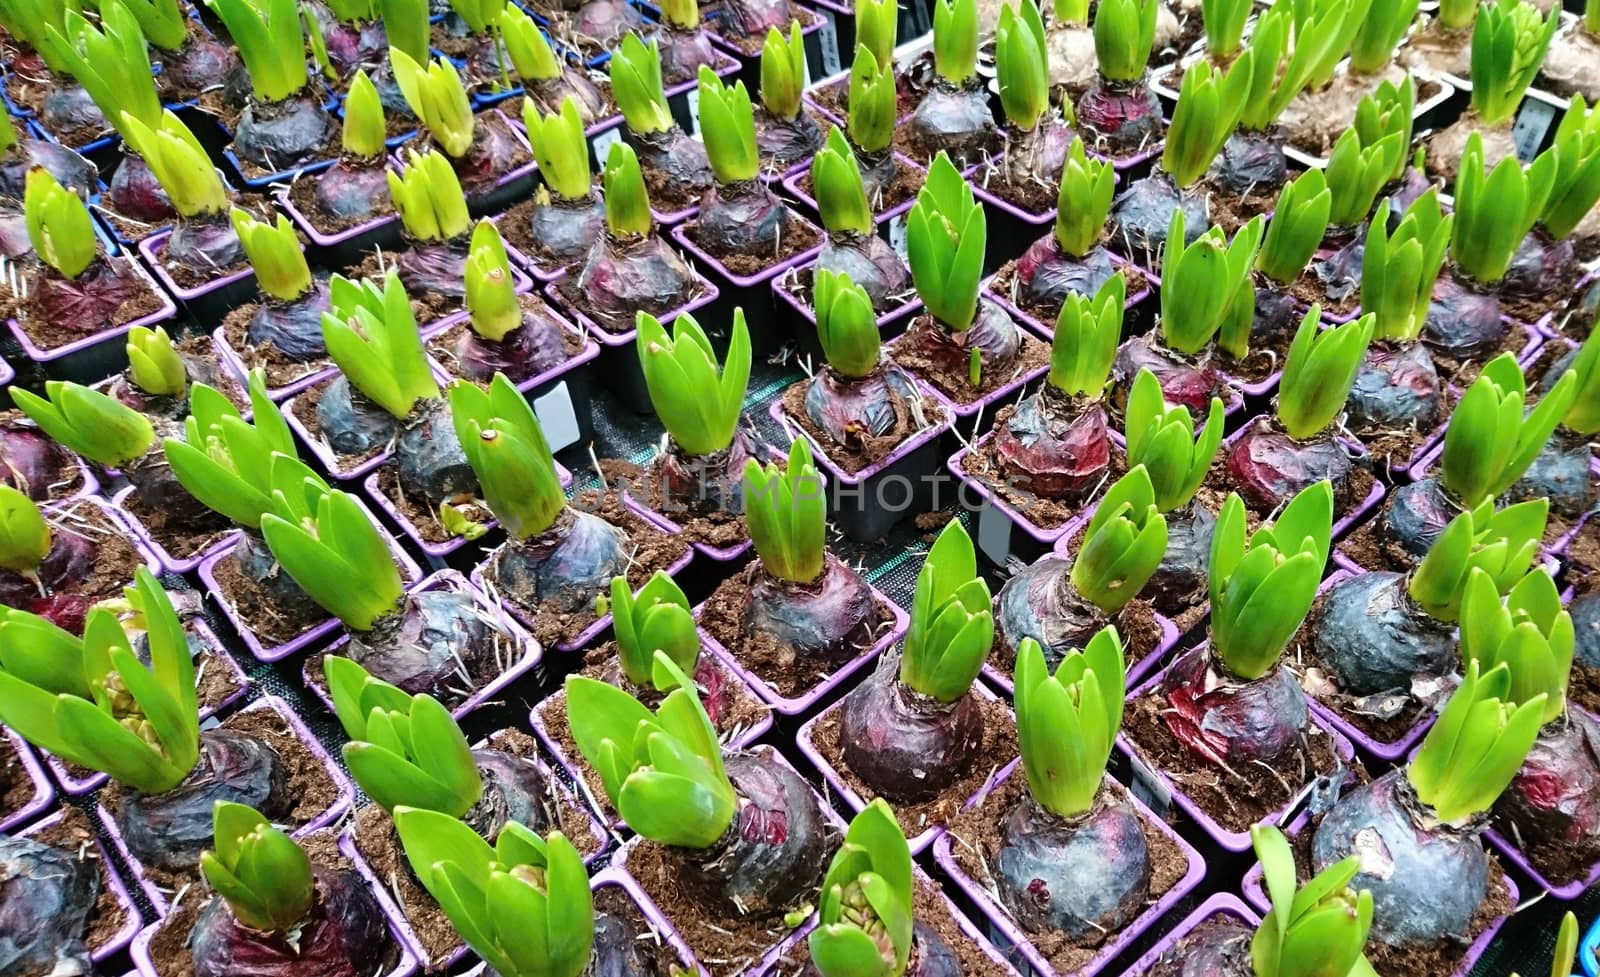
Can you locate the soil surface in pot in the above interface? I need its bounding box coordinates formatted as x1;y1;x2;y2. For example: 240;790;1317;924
987;258;1151;334
1203;180;1280;236
286;162;396;234
220;301;335;391
426;296;589;390
810;691;1017;842
960;401;1127;532
945;775;1190;975
642;160;705;216
794;162;923;218
4;256;166;351
211;545;329;647
707;7;822;54
778;377;942;476
985;586;1170;681
534;647;770;820
1289;257;1361;321
31;807;129;955
625;456;750;553
698;571;896;699
7;498;143;611
893;316;1052;408
123;487;235;565
370;462;494;546
350;729;602;967
684;214;821;277
486;488;692;650
0;736;37;819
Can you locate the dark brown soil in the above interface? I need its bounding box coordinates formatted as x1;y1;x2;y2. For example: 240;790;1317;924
1351;389;1452;479
635;456;750;552
1570;661;1600;721
944;775;1191;976
552;257;711;335
31;807;128;954
795;156;923;216
425;295;589;388
2;70;107;147
7;258;165;351
533;648;772;820
351;728;603;968
806;72;921;126
698;569;896;698
1500;258;1586;327
1287;590;1431;745
777;375;943;475
1204;180;1279;236
972;157;1059;214
1336;497;1416;575
286;163;396;235
485;489;691;649
220;302;334;390
371;461;492;544
1287;260;1361;319
0;735;37;822
192;647;247;715
893;316;1052;409
985;592;1167;683
1567;520;1600;573
1122;684;1345;834
122;484;235;562
960;399;1123;531
211;546;330;647
988;256;1151;332
36;498;144;605
643;161;706;216
685;211;821;277
290;379;393;472
811;691;1017;841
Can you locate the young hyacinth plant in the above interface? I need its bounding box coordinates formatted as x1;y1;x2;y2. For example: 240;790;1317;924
1009;133;1119;309
1075;0;1160;153
755;25;823;166
498;6;604;123
450;373;630;616
993;0;1072;192
996;465;1169;672
611;34;712;202
566;651;831;917
1160;481;1333;767
902;152;1024;399
649;0;720;86
1513;321;1600;518
311;69;392;225
1312;660;1544;948
395;812;597;977
207;0;336;168
1518;97;1600;288
0;484;112;634
300;0;383;81
1463;566;1600;884
1110;52;1255;259
120;109;242;274
1225;309;1375;512
987;274;1126;500
456;219;571;383
386;147;478;297
1316;495;1547;701
1270;0;1376;147
193;801;393;977
997;627;1154;940
1151;825;1374;977
390;49;518;189
839;44;900;203
806;800;922;977
906;0;998;168
1347;0;1419;79
694;67;791;255
1382;352;1576;558
327;655;560;845
807;127;910;309
839;519;991;808
230;208;332;369
521;95;605;275
17;165;144;337
573;139;698;327
0;568;298;871
607;571;700;690
1040;0;1095;93
1246;168;1333;347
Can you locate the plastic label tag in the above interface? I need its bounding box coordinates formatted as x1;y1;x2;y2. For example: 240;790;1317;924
534;382;581;452
686;88;703;135
1512;99;1558;161
888;214;910;261
592;126;623;163
817;11;843;76
977;501;1011;567
1129;751;1174;816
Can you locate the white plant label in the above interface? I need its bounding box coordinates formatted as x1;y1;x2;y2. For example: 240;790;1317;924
1512;100;1558;162
889;214;910;261
977;501;1012;568
817;11;843;76
591;126;623;164
534;382;582;452
686;88;703;135
1129;752;1174;816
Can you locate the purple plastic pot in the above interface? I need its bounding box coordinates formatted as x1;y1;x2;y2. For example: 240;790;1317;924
273;182;403;269
706;5;829;93
1241;808;1519;977
1545;268;1598;340
211;323;338;404
529;655;775;828
0;354;13;388
138;230;258;324
197;506;425;664
99;695;355;913
933;758;1208;977
474;537;695;654
796;677;1014;853
802;73;918;129
695;581;910;715
1556;505;1600;572
944;428;1110;570
45;616;253;795
281;362;457;483
1119;650;1359;852
1486;821;1600;902
544;272;720;414
390;109;537;215
338;744;610;971
885;300;1053;436
771;261;923;367
362;457;573;563
782;153;927;250
1113;893;1259;977
669;209;825;357
5;253;179;384
16;808;142;963
767;383;954;542
112;480;241;575
301;569;542;720
0;727;54;833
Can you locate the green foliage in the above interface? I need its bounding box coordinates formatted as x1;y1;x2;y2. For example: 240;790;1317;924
387;148;472;242
1162;52;1256;188
1440;353;1577;508
697;67;760;184
47;1;163;143
1092;0;1157;83
13;380;154;468
1459;566;1573;725
1295;0;1376;90
1201;0;1251;59
464;220;520;342
1539;96;1600;241
121;109;229;218
611;34;675;135
847;46;896;154
1347;0;1419;74
1052;137;1115;257
1407;659;1545;824
24;165;95;279
610;572;699;689
447;0;503;33
163;373;305;530
603;140;653;237
1277;310;1375;440
637;310;751;457
814;268;881;378
760;24;806;120
108;0;186;50
1325;128;1407;228
1257;169;1331;286
996;0;1049;131
901;520;991;703
499;5;563;81
1048;273;1124;398
1563;325;1600;436
1014;627;1125;818
808;800;915;977
126;325;187;398
206;0;309;102
743;437;826;585
1407;498;1547;623
1451;132;1557;286
231;209;313;301
1069;466;1168;615
379;0;429;63
524;96;592;202
932;0;978;85
320;271;440;420
1124;368;1225;513
1360;189;1452;343
813;126;875;237
200;803;315;933
1352;76;1415;185
1159;212;1263;355
1470;0;1561;126
1249;825;1374;977
391;48;476;157
449;374;567;541
907;153;985;333
1237;2;1350;132
342;69;388;158
856;0;896;67
0;486;48;576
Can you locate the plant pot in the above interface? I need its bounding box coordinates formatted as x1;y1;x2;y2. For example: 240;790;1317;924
706;5;829;92
795;675;1015;853
768;382;954;542
16;807;143;964
1280;70;1457;170
197;509;424;663
300;569;542;721
139;229;258;325
1111;893;1259;977
885;302;1054;439
281;363;456;483
932;758;1209;977
545;274;721;413
1219;416;1389;538
1119;650;1358;852
111;474;241;574
1485;822;1600;902
0;726;54;833
695;582;910;715
1240;807;1519;977
5;251;179;384
98;695;356;913
668;209;826;357
273;182;405;271
390;109;537;214
781;151;928;256
772;261;923;368
972;161;1125;273
363;455;573;565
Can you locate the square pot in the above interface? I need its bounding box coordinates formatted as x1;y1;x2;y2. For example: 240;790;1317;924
363;455;573;564
1219;417;1389;539
1281;70;1458;170
768;386;954;542
273;181;405;270
782;152;927;254
16;808;142;964
772;261;923;368
944;428;1104;569
885;300;1054;438
281;362;456;483
197;509;425;663
1485;822;1600;903
99;695;356;913
139;229;258;325
1240;808;1519;977
932;759;1209;977
668;210;826;357
795;676;1013;853
5;253;179;384
1112;893;1259;977
695;582;910;715
0;727;54;833
1119;653;1358;852
112;481;241;575
706;4;830;92
390;109;537;214
300;569;542;722
544;273;721;413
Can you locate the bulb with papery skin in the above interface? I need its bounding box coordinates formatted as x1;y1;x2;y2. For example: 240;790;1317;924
189;865;393;977
0;835;98;977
